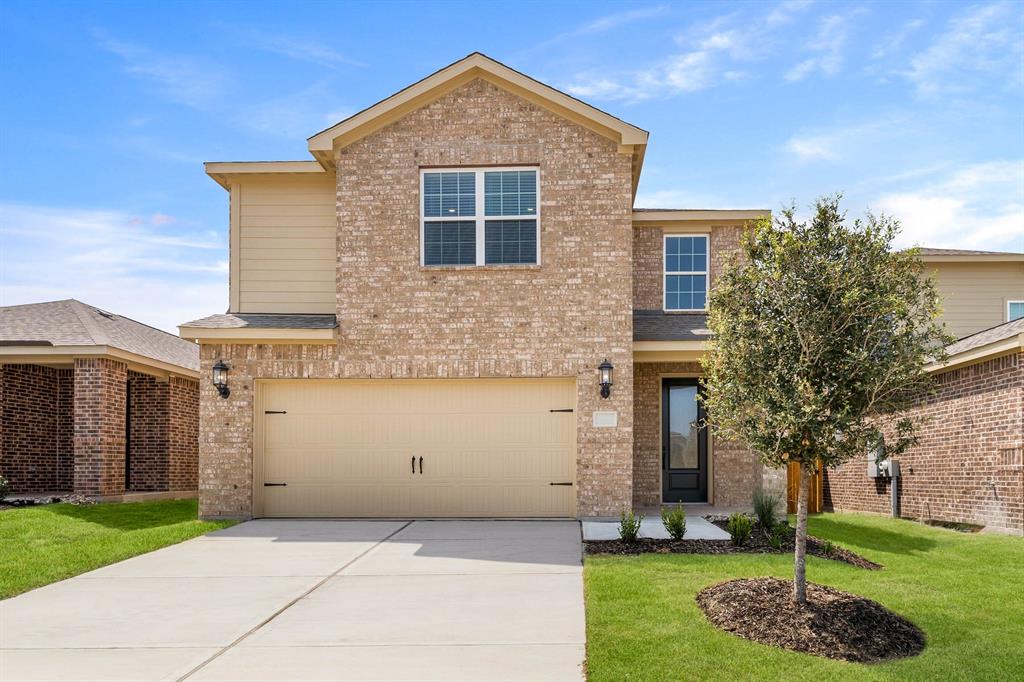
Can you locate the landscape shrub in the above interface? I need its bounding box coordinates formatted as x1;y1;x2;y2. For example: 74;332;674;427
752;488;782;530
660;503;686;540
726;513;753;546
618;508;642;543
0;475;9;503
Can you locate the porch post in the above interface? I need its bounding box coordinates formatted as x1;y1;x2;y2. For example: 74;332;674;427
73;357;127;496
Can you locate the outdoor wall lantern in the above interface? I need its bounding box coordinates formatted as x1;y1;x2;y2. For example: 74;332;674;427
598;359;614;399
212;359;230;399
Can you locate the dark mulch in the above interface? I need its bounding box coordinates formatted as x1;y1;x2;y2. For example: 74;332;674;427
586;522;881;570
696;577;925;663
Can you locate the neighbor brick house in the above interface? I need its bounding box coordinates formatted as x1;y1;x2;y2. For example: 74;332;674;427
0;299;200;497
180;53;1022;524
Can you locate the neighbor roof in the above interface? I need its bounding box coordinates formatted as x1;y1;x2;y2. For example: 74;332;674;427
946;317;1024;356
0;300;199;372
917;247;1024;262
930;317;1024;372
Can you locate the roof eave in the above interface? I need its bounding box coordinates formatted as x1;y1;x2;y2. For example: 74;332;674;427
204;161;327;190
927;333;1024;372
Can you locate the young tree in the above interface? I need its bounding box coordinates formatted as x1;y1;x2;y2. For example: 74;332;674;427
701;196;951;604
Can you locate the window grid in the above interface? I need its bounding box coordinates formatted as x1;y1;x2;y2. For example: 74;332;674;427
421;168;539;267
664;235;709;311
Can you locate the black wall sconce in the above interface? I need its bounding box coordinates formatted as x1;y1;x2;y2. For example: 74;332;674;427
598;359;614;399
212;359;230;399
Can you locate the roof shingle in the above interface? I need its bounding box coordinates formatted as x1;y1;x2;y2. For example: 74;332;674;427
633;311;711;341
180;312;338;330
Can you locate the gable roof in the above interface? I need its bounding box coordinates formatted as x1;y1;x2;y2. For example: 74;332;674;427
0;300;199;373
306;52;649;195
917;247;1024;262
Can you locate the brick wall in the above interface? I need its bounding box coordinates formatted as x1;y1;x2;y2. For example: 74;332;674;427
200;78;635;519
0;364;74;493
825;352;1024;534
127;371;168;491
633;361;784;508
73;357;127;496
168;376;199;491
633;223;744;310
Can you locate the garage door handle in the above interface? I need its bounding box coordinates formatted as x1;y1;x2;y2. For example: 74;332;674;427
550;408;574;413
264;482;287;487
411;456;416;474
550;482;573;486
264;410;287;414
419;456;424;474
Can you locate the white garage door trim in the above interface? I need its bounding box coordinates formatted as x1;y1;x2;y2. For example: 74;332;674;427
252;376;577;516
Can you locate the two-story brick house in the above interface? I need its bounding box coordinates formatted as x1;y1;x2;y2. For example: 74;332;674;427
180;53;783;519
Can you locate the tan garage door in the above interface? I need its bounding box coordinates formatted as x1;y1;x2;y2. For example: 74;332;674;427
255;378;576;518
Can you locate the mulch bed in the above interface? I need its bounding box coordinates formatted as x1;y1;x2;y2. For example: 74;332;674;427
586;521;881;570
696;577;925;662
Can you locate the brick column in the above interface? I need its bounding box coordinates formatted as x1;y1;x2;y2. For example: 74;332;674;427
73;357;127;496
167;376;199;491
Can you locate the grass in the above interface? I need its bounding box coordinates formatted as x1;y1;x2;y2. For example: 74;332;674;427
585;513;1024;681
0;498;234;599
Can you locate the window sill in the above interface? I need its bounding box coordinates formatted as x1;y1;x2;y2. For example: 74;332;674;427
662;309;708;314
422;264;542;272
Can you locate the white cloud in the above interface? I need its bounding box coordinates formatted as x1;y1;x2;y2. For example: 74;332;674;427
230;27;367;68
95;34;228;110
874;160;1024;251
870;18;925;60
784;11;862;82
903;2;1023;96
783;118;899;163
0;203;228;332
242;82;355;139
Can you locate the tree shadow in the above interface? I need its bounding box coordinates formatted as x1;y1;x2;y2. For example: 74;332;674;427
46;500;198;531
807;514;938;555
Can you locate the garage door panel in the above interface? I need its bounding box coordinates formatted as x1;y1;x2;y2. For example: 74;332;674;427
259;379;576;518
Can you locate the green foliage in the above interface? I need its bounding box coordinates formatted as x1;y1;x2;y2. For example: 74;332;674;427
752;488;782;530
661;503;687;540
822;539;836;556
701;195;953;472
726;513;753;546
0;475;9;503
618;508;642;543
768;524;787;549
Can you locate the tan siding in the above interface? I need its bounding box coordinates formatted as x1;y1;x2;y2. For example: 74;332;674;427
929;262;1024;339
236;174;336;314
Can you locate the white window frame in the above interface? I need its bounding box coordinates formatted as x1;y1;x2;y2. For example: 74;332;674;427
420;166;541;267
1009;300;1024;322
663;233;710;312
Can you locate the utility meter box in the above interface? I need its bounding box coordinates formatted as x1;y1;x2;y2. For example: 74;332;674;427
867;437;889;478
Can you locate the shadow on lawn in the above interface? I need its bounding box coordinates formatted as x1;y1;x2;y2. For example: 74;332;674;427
809;515;938;556
47;500;199;531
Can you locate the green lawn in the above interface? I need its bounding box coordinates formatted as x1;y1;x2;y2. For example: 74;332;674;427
0;499;234;599
585;513;1024;681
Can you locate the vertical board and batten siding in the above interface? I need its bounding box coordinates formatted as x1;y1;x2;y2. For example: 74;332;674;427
929;262;1024;340
235;174;336;313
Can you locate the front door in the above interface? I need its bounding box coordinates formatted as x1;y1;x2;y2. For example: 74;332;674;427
662;378;708;503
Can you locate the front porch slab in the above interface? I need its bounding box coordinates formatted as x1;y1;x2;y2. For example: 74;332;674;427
582;516;730;541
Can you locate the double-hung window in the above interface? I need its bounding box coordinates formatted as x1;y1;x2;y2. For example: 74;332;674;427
1009;301;1024;322
664;235;708;311
421;167;539;266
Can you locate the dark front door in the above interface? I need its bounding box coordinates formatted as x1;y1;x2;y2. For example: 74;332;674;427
662;378;707;503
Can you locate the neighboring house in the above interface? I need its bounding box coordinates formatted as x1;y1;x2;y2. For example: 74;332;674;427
0;300;200;497
180;52;1021;524
919;248;1024;339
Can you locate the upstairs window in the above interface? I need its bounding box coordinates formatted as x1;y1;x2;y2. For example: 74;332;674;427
421;168;539;266
664;235;708;311
1009;301;1024;322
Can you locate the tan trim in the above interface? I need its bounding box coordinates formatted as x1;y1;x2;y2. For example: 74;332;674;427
307;53;648;158
635;350;705;362
177;326;337;344
927;333;1024;372
632;209;769;223
205;161;326;190
229;183;241;312
0;345;199;379
919;253;1024;263
634;340;706;352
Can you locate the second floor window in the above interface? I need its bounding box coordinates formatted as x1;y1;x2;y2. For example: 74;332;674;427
422;168;539;266
1009;301;1024;322
664;235;708;311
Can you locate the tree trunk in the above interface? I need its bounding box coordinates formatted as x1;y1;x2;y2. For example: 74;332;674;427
793;463;811;605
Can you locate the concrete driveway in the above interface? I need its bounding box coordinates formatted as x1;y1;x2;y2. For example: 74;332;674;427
0;520;585;682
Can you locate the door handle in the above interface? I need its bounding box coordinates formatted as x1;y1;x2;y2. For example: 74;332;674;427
419;456;424;474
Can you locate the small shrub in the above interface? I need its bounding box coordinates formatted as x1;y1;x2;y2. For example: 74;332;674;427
822;540;836;557
0;475;9;503
768;524;786;549
726;513;753;546
661;503;686;540
618;508;642;543
752;488;782;530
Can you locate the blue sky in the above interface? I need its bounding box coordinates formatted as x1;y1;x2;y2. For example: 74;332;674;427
1;0;1021;332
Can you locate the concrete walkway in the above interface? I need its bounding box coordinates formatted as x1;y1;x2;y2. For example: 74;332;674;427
581;515;730;541
0;520;585;682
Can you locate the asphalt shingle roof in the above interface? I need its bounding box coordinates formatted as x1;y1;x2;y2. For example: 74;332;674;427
181;312;338;330
633;311;711;341
0;300;199;372
917;247;1023;256
946;317;1024;356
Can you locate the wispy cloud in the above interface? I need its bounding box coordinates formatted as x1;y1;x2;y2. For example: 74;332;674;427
903;1;1023;96
242;82;356;139
229;26;367;68
874;160;1024;251
521;5;669;57
783;117;904;163
870;18;925;60
564;2;814;102
784;10;865;82
0;203;227;332
95;32;228;109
